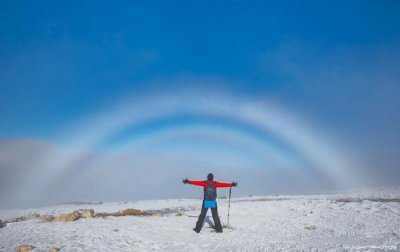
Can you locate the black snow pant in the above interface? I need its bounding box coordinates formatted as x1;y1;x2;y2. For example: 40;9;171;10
195;201;223;232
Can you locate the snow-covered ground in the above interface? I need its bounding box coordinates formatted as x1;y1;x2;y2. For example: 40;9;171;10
1;188;400;251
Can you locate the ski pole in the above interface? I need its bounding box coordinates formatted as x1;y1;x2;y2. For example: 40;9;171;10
227;186;232;227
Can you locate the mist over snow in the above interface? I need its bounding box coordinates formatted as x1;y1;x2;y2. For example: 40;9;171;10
0;89;382;209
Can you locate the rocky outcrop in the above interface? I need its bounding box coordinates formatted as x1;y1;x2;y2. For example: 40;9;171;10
27;213;40;220
17;245;35;252
11;216;26;223
175;212;187;217
9;208;149;225
95;208;150;218
80;209;94;219
49;247;59;252
119;208;150;216
55;211;81;222
5;214;41;224
50;209;94;222
0;219;6;228
94;212;112;218
39;215;55;223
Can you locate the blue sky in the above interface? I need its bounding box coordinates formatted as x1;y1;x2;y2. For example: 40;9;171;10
1;0;399;138
1;1;400;207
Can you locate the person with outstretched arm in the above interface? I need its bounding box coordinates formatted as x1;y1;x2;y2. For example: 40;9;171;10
182;173;238;233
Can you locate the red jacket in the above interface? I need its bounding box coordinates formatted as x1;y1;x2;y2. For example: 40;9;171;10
188;179;233;188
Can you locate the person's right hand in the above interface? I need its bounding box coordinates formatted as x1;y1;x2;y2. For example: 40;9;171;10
182;178;189;184
232;181;238;187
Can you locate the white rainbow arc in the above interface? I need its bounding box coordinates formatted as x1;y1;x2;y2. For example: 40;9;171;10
53;91;362;188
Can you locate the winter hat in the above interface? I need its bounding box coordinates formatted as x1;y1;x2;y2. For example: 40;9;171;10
207;173;214;180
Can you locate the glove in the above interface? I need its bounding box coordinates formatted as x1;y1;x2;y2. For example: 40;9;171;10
232;181;238;187
182;178;189;184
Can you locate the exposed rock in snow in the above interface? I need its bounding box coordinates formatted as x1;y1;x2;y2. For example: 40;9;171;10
49;247;59;252
93;212;111;218
54;211;81;222
27;213;40;220
118;208;150;216
6;214;40;224
16;245;35;252
39;215;55;223
11;216;26;223
175;212;187;217
0;219;6;228
94;208;150;218
80;209;95;218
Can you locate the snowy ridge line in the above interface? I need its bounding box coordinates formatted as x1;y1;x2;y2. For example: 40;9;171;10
334;197;400;203
55;201;104;206
232;197;293;203
233;196;400;204
1;186;399;219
